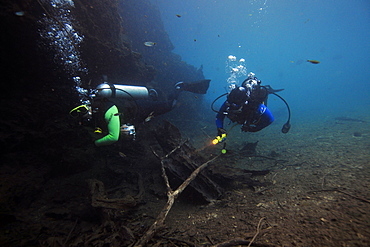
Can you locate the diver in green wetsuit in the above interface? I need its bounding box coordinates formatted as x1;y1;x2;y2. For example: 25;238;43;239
70;80;211;147
94;103;120;146
70;99;122;146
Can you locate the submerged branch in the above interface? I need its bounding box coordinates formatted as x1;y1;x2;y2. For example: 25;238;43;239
134;146;219;247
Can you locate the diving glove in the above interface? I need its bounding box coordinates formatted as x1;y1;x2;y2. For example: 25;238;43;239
217;128;227;136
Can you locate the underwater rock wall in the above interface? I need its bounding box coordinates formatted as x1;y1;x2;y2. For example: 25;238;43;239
1;0;204;99
0;0;205;133
118;0;205;91
0;2;207;243
73;0;157;88
0;0;205;174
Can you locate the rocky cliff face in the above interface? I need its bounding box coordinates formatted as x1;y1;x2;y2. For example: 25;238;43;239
0;0;205;223
1;0;204;99
0;0;205;153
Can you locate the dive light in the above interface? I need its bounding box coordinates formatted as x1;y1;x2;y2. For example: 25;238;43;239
212;134;227;145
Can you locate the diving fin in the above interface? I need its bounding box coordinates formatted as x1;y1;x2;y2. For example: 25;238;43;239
176;79;211;94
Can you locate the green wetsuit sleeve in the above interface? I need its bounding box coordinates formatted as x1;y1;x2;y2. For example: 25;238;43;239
94;105;120;146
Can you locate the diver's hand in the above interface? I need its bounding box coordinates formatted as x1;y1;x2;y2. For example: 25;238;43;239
217;128;227;136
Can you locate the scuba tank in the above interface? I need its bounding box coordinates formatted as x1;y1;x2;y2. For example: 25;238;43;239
95;83;149;100
92;83;153;137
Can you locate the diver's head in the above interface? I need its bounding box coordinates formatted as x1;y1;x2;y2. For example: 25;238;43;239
227;87;247;111
242;72;261;90
69;104;92;122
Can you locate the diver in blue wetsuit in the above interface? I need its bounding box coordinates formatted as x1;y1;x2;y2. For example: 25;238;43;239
215;73;274;136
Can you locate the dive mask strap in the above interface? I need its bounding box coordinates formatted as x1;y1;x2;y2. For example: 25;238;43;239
69;104;89;117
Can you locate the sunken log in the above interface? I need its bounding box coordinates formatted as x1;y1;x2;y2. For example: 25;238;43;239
153;121;223;202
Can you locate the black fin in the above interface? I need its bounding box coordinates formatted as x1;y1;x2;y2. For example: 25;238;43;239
181;79;211;94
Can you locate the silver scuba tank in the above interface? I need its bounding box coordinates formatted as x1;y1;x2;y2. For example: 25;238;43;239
95;83;149;100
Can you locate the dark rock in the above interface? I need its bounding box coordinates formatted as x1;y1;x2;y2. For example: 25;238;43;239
353;132;362;137
240;141;259;155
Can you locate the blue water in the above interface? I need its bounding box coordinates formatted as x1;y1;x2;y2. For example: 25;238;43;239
153;0;370;124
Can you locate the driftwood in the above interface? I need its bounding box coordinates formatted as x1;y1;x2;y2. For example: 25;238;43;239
87;178;142;210
154;121;223;202
212;224;274;247
308;188;370;204
134;140;220;247
133;121;274;246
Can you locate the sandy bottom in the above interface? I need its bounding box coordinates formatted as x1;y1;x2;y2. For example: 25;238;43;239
164;113;370;246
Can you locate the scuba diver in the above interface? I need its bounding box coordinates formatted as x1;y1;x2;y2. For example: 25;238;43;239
212;72;291;144
70;79;211;146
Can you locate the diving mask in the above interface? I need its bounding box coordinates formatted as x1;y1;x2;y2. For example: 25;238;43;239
69;104;91;118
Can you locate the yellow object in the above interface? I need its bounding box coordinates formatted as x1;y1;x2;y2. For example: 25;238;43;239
94;127;102;134
69;104;89;117
212;133;227;145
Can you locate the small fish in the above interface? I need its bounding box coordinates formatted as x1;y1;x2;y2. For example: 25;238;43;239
15;11;25;16
118;152;126;158
144;41;156;47
145;111;155;122
307;59;320;64
176;14;181;18
194;39;197;42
